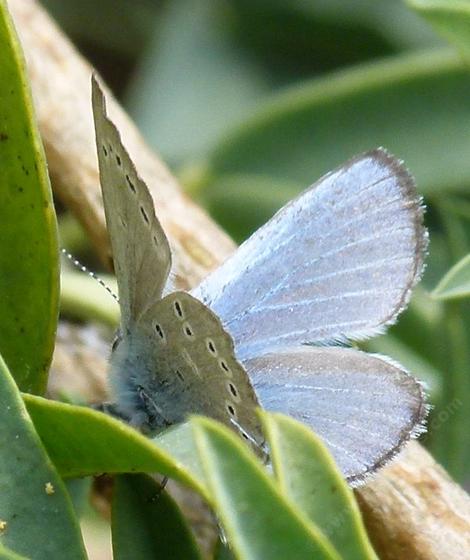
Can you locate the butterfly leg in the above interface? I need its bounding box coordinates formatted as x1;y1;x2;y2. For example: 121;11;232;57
135;385;172;435
91;401;131;422
146;475;169;503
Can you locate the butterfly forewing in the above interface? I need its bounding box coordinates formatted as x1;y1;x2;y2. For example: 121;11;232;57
193;150;427;361
245;346;427;484
92;77;171;329
92;77;263;449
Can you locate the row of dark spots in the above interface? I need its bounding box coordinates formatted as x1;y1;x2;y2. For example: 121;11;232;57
101;144;150;230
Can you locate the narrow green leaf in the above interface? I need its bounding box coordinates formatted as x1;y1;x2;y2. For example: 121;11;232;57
438;302;470;480
192;416;340;560
112;473;203;560
22;394;207;496
0;355;86;559
408;0;470;58
60;269;119;327
261;412;378;560
203;49;470;236
0;0;59;394
432;254;470;301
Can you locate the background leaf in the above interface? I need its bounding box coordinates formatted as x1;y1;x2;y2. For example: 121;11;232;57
408;0;470;58
127;0;269;166
0;0;59;394
432;253;470;301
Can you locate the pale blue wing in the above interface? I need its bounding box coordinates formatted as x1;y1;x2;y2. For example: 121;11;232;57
244;346;427;484
192;149;427;361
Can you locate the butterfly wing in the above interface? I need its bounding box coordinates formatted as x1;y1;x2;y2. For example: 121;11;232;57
245;346;427;483
93;78;263;447
192;150;427;360
114;291;264;447
92;77;171;329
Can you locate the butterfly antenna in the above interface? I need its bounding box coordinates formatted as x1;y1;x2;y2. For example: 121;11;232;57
61;248;119;302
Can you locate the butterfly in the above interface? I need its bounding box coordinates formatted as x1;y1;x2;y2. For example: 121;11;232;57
91;76;428;485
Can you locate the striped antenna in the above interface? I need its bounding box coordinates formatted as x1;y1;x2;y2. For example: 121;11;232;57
61;248;119;302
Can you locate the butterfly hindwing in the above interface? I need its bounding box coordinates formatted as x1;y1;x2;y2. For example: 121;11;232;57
143;292;263;438
92;76;172;329
246;346;427;483
109;291;264;447
193;150;427;361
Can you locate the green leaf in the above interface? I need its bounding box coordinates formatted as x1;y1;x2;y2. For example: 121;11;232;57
65;478;92;519
0;0;59;394
192;416;341;560
127;0;268;165
261;412;378;560
0;544;28;560
214;541;235;560
230;0;441;57
22;394;207;496
364;333;442;401
0;355;86;559
408;0;470;58
202;49;470;236
112;473;203;560
60;269;119;327
432;254;470;301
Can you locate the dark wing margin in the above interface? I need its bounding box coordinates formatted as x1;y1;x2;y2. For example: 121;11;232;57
245;346;428;485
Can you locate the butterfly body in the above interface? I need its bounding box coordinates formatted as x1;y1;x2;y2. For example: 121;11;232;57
92;76;427;484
